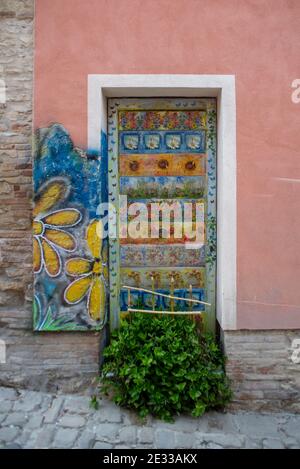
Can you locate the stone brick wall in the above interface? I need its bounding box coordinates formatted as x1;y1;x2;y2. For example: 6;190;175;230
0;0;101;393
223;330;300;413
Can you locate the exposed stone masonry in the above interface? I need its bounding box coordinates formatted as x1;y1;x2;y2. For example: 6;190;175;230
223;330;300;413
0;0;101;392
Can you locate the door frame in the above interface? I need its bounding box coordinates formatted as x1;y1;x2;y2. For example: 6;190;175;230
88;75;237;331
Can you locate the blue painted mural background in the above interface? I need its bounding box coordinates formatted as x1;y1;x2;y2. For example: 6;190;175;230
34;124;101;218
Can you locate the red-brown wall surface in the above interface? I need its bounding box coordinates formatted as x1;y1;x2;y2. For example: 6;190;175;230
34;0;300;330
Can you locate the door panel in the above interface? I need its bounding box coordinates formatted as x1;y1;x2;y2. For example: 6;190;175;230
108;98;217;331
120;244;206;267
121;267;206;289
120;153;205;177
119;176;206;198
120;130;206;154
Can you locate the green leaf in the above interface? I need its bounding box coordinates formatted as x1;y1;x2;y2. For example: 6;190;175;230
96;314;231;421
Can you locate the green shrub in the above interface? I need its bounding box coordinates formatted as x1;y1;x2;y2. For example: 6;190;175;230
99;314;232;421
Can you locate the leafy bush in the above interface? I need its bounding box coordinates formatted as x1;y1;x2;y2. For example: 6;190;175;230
99;314;232;421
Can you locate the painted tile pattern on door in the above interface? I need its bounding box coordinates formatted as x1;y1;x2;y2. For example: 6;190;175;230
108;98;217;331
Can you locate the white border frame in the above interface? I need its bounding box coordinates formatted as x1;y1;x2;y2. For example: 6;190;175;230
88;75;237;330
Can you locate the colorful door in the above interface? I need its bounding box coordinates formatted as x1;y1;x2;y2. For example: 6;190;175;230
107;98;217;332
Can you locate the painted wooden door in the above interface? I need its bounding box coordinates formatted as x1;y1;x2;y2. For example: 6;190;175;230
108;98;217;331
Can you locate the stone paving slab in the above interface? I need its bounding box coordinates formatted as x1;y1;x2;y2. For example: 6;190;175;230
0;387;299;449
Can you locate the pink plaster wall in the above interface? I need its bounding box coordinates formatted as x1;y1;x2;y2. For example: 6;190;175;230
34;0;300;330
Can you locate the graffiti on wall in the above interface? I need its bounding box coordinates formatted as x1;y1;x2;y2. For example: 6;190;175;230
33;124;107;331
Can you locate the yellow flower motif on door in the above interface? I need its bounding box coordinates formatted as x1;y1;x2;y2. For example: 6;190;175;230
33;179;82;278
64;220;107;323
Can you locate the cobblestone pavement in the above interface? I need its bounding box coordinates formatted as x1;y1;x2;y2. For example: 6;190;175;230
0;387;299;449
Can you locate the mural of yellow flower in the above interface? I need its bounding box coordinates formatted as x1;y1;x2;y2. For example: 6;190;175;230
33;179;82;277
64;220;107;323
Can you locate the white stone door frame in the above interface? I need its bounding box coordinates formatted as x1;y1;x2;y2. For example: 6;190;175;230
88;74;237;330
